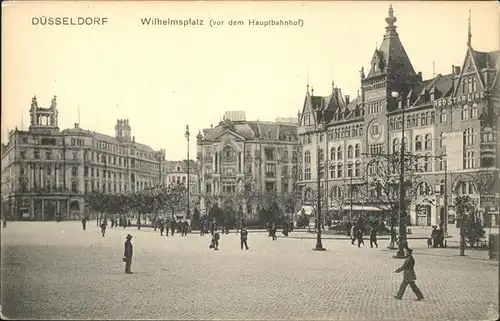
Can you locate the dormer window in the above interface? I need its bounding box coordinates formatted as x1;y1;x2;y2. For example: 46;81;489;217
177;166;180;171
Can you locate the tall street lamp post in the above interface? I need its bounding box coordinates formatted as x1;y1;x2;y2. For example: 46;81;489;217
391;91;408;259
185;125;191;219
313;143;326;251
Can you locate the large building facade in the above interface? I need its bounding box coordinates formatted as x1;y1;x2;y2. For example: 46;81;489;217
1;96;167;220
297;6;499;226
197;111;300;219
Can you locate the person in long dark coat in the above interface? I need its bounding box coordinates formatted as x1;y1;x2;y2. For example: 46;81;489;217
270;222;278;240
370;226;378;248
182;220;189;236
81;218;87;231
3;217;7;228
170;220;176;236
100;220;107;237
394;248;424;300
123;234;133;274
240;228;249;250
159;220;165;236
356;229;364;247
200;220;205;236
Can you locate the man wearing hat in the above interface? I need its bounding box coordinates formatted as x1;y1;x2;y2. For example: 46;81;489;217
123;234;134;274
394;248;424;300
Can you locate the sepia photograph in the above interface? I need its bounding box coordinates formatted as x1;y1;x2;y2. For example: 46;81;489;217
1;1;499;320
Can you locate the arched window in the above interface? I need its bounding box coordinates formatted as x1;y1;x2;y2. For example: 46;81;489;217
329;163;336;179
440;132;447;147
347;162;353;177
461;105;469;120
330;147;336;161
472;77;477;92
318;149;324;161
355;161;361;177
424;153;432;171
355;144;360;158
337;162;343;178
337;146;343;160
304;151;311;164
331;186;343;199
347;145;354;159
424;134;432;150
415;135;423;151
439;110;447;123
418;182;431;196
392;138;400;153
471;103;478;119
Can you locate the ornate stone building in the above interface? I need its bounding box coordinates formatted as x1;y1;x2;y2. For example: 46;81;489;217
196;112;300;219
1;96;167;220
297;6;499;226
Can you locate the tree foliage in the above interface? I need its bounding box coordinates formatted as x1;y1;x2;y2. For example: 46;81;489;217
360;153;430;219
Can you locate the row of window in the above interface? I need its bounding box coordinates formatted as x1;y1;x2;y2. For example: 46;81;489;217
19;149;164;172
303;125;365;144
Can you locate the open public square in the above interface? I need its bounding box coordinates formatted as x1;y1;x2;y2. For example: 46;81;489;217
1;221;498;320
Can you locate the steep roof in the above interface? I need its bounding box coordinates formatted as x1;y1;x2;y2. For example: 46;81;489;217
366;5;417;78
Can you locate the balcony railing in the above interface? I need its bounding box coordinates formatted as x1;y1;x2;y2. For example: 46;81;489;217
265;172;276;178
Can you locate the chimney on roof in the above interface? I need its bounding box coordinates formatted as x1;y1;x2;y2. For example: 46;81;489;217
454;65;461;75
132;136;135;143
418;72;422;81
345;95;350;105
74;123;79;128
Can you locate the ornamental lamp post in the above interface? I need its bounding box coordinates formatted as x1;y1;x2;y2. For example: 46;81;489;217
313;136;326;251
185;125;191;219
391;90;409;259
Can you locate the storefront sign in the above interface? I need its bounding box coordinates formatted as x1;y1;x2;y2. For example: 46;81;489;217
433;91;485;108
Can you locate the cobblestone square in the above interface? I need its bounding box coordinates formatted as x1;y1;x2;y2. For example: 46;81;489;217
1;222;498;320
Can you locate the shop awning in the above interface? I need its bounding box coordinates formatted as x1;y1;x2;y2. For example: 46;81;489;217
296;205;314;216
329;204;387;212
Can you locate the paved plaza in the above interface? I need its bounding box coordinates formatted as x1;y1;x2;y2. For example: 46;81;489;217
1;222;499;320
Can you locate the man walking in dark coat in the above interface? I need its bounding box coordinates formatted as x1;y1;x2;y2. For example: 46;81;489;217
370;226;378;248
240;227;249;250
123;234;133;274
100;220;107;237
2;217;7;228
356;228;364;247
394;248;424;300
81;218;87;231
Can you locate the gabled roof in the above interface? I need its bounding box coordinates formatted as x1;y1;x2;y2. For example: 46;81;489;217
166;160;197;173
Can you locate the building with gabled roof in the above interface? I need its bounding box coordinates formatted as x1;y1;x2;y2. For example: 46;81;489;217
297;5;499;227
196;112;301;219
1;98;167;221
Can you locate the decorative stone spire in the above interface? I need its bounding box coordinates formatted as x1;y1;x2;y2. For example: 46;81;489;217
384;4;398;38
359;66;365;79
467;9;472;47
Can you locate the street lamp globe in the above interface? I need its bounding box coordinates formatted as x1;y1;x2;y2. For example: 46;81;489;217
391;91;399;99
185;125;190;139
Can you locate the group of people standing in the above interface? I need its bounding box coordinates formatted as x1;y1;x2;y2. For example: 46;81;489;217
155;218;190;237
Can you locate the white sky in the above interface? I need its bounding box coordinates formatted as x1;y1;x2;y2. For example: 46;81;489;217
2;1;499;160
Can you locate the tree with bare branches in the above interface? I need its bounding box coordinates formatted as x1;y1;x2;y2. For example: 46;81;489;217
360;153;431;246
